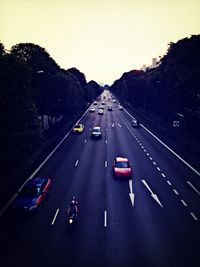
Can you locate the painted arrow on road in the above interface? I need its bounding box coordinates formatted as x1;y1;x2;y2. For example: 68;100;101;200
129;180;135;207
142;180;163;208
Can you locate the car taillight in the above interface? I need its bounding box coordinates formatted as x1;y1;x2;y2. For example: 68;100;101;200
36;195;42;206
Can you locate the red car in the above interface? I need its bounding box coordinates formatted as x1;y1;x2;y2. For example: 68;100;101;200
113;157;132;179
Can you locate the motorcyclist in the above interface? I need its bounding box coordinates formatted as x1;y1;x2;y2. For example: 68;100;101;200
67;196;78;218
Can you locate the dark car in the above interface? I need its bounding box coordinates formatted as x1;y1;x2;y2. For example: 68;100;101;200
12;177;52;213
91;126;102;139
132;119;140;128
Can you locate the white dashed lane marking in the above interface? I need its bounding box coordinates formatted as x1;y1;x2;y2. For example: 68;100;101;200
190;212;198;221
51;209;59;225
75;160;79;166
104;211;108;227
173;189;179;195
167;180;172;186
161;173;166;177
181;199;187;207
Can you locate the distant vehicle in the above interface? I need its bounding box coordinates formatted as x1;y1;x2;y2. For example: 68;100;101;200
91;126;102;139
93;102;98;105
99;105;104;109
12;177;52;213
102;102;105;105
73;124;84;133
89;107;95;112
132;119;140;128
113;157;132;179
107;105;112;111
98;109;104;115
118;105;123;110
113;100;116;103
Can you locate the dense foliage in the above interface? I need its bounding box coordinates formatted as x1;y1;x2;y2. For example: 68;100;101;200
110;35;200;145
0;42;102;195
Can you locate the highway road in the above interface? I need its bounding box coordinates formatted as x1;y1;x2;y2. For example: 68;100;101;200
0;91;200;267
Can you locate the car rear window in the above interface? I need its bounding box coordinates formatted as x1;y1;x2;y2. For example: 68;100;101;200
21;186;39;196
115;162;128;168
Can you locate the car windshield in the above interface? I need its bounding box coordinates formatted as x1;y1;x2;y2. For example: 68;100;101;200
115;162;129;168
93;128;100;132
75;124;81;128
20;186;40;196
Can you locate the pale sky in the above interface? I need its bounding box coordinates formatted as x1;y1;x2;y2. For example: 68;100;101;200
1;0;200;85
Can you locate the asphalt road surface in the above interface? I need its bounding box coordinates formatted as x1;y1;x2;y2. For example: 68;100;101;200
0;91;200;267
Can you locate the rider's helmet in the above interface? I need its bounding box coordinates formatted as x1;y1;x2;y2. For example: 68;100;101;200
70;196;77;206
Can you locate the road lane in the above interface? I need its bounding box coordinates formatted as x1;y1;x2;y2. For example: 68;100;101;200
0;94;200;267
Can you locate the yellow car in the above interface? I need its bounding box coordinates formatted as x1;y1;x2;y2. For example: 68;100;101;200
72;124;84;133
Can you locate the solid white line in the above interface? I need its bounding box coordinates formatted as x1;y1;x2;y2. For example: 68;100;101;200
51;209;59;225
161;173;166;177
75;160;79;166
173;189;179;195
157;167;161;171
84;139;87;143
124;108;200;177
104;211;107;227
187;181;200;195
190;212;198;221
181;199;187;207
167;180;172;186
105;161;107;168
153;162;156;165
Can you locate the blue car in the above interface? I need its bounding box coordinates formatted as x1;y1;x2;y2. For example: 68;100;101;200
12;177;52;213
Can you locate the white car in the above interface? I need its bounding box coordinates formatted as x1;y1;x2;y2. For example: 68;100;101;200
89;107;95;112
118;105;123;110
98;109;104;115
91;127;102;139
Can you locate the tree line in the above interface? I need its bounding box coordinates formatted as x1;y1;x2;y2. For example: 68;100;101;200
110;35;200;151
0;42;102;199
